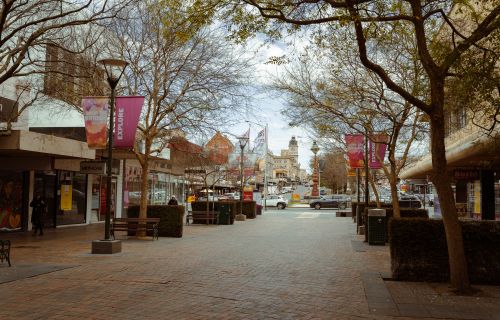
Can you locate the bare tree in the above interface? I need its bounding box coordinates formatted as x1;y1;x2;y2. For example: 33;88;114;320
111;1;253;221
187;0;500;291
276;32;426;217
0;0;132;130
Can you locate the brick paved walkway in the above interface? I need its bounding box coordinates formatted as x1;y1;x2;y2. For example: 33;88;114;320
0;209;499;319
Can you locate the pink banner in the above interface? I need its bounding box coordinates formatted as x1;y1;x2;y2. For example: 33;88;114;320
82;97;109;149
369;134;389;169
345;134;365;168
114;96;144;149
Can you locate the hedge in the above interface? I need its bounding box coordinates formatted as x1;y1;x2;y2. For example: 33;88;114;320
242;201;257;219
352;202;392;226
190;200;256;220
389;218;500;284
127;205;184;238
363;207;428;242
190;201;238;224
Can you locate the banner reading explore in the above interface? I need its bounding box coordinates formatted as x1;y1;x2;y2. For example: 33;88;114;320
114;96;144;149
369;134;389;169
82;97;109;149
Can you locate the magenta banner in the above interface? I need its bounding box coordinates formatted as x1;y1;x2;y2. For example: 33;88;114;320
369;134;389;169
345;134;365;168
114;96;144;149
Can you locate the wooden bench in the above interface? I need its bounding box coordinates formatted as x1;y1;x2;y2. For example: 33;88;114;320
187;211;219;225
111;218;160;240
0;240;11;267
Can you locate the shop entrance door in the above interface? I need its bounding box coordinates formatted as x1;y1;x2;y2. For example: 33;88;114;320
34;172;57;228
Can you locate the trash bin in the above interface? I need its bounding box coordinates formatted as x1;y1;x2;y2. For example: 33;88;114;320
368;209;386;245
256;204;262;215
218;204;231;225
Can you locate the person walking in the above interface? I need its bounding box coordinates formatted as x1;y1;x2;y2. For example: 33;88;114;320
168;196;178;205
30;192;47;236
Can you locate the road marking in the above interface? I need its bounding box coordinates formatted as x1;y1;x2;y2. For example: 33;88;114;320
296;213;320;219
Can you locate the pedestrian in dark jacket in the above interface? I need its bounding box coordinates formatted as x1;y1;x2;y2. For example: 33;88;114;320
30;192;47;236
168;196;178;205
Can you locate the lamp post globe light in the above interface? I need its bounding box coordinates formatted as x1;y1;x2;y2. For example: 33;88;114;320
310;141;320;197
91;58;128;255
236;135;249;221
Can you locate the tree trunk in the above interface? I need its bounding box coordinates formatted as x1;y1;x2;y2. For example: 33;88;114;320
139;161;149;220
430;95;471;293
369;174;381;208
389;167;401;218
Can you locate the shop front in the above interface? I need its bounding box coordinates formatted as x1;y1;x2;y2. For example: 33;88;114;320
0;130;96;233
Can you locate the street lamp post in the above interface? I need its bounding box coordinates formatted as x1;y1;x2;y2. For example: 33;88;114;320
236;135;249;221
310;142;320;197
91;58;128;255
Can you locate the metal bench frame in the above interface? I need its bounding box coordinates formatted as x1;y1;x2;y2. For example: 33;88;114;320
111;218;160;240
187;211;219;225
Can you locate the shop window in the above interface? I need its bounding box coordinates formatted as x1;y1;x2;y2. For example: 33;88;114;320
0;172;24;231
57;171;87;225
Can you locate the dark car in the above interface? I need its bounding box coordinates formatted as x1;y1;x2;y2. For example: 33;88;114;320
309;195;350;210
398;195;422;208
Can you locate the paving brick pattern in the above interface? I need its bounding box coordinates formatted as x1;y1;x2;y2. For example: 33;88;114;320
0;209;498;319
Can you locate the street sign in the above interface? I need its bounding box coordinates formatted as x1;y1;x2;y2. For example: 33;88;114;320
80;161;106;174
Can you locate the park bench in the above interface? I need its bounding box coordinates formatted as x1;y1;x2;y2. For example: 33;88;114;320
0;239;11;267
187;211;219;225
111;218;160;240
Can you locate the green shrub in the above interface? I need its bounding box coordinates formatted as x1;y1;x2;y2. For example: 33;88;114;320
127;205;184;238
190;201;237;224
389;218;500;284
363;207;428;242
354;202;392;227
191;201;215;212
242;201;256;219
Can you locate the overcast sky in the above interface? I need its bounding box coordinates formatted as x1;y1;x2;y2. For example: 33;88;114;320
225;37;315;172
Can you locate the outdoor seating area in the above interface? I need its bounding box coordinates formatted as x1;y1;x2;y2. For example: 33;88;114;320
111;218;160;240
188;211;219;225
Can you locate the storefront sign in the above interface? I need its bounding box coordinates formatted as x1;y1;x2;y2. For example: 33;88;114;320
243;186;253;201
114;96;144;149
453;169;480;180
185;169;206;174
60;184;73;211
369;134;389;169
82;97;109;149
0;97;19;122
345;134;365;168
348;168;366;177
80;161;106;174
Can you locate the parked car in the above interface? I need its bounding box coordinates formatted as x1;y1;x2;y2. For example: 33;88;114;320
414;193;434;206
198;195;219;202
309;195;350;210
398;194;422;208
262;195;288;209
218;192;240;200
